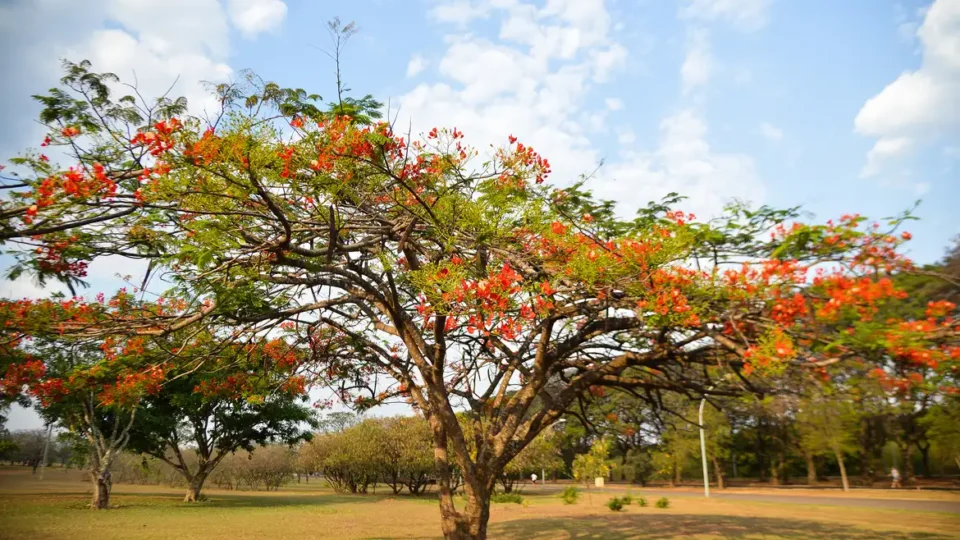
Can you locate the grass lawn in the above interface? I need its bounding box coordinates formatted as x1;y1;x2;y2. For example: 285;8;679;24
1;467;957;539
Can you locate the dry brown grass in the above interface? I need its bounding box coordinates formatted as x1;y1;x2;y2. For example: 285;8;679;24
1;467;957;539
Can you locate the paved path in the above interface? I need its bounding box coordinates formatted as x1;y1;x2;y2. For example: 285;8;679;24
527;485;960;513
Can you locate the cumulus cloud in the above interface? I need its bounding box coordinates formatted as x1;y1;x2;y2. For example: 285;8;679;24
402;0;761;222
399;0;625;191
861;137;913;178
407;54;429;77
596;110;764;220
226;0;287;37
759;121;783;141
0;0;278;302
681;27;714;94
429;0;492;25
680;0;773;32
854;0;960;177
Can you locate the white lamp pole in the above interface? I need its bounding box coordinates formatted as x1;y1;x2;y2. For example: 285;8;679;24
698;385;716;498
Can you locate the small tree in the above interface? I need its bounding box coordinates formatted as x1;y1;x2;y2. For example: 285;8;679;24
125;337;316;502
9;429;45;470
573;438;613;487
318;412;360;433
699;404;732;489
301;420;385;493
797;391;860;492
499;430;562;492
377;416;434;495
921;398;960;471
240;445;295;491
26;339;163;509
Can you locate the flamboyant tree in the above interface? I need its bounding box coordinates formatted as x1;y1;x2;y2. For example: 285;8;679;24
124;333;317;502
796;389;860;491
1;59;957;538
0;292;316;507
6;334;165;509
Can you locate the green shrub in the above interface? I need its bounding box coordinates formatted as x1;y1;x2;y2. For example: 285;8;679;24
560;486;580;505
491;491;524;504
655;496;670;509
606;497;625;511
637;496;648;507
621;494;633;505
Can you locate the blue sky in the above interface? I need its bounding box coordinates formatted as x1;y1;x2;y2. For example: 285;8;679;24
2;0;958;429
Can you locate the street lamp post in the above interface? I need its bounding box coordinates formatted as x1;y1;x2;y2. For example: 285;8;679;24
698;395;710;498
698;384;716;498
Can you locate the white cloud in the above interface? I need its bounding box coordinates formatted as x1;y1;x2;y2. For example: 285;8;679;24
854;0;960;177
596;110;764;220
407;54;429;77
898;20;920;44
226;0;287;37
861;136;913;178
681;27;713;94
759;121;783;141
591;43;628;82
398;0;627;190
617;128;636;145
0;0;275;301
65;0;234;124
680;0;773;32
402;0;761;224
430;0;492;25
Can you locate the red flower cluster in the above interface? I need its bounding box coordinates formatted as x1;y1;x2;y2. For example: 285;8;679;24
99;365;166;407
131;118;181;156
0;359;46;397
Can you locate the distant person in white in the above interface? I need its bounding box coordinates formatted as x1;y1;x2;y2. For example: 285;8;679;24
531;473;537;485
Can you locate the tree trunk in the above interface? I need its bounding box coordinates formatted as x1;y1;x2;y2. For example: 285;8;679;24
918;442;931;478
183;472;208;502
804;452;817;486
834;448;849;492
859;418;874;484
427;409;494;540
673;460;682;486
711;455;725;490
91;469;111;509
438;478;491;540
902;442;915;482
778;452;788;485
757;418;768;482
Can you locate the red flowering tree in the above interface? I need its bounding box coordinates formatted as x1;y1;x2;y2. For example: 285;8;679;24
124;332;318;503
0;61;956;537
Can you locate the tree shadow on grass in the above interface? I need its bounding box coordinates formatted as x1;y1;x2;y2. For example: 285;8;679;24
181;491;383;509
29;490;382;510
490;514;954;539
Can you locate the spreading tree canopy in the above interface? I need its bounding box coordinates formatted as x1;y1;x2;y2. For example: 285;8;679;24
0;60;956;538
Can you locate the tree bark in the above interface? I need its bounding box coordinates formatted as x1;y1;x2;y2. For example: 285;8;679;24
426;407;495;540
711;455;725;490
804;452;817;486
834;448;849;492
901;441;915;482
438;478;491;540
183;471;209;502
756;417;768;483
91;468;111;509
918;442;931;478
